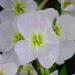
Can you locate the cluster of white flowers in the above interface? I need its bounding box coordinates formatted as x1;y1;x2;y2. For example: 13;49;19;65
0;0;75;75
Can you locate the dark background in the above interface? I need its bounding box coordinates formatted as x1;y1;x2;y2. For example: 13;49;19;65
0;0;75;75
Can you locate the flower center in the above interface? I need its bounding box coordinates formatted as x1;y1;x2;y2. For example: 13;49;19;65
12;32;24;43
31;32;45;48
53;24;61;37
64;0;72;8
14;1;26;15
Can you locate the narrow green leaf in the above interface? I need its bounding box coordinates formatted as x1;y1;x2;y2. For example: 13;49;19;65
49;64;57;73
59;65;67;75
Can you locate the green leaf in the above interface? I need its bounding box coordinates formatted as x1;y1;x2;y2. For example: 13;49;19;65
40;67;49;75
59;65;67;75
49;64;57;73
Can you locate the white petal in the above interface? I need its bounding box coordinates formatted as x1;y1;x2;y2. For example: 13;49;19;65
22;0;37;11
0;0;13;9
0;20;16;52
38;44;59;68
0;55;3;63
15;40;37;65
15;0;37;12
0;10;15;23
45;28;60;45
56;40;75;65
57;14;75;40
2;48;19;66
50;70;58;75
17;11;38;39
39;8;59;22
17;11;52;39
64;4;75;12
60;40;75;60
0;63;17;75
58;0;65;5
56;55;65;65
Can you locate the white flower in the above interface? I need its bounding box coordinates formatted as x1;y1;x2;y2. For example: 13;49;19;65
0;63;17;75
18;64;38;75
50;70;58;75
39;8;59;22
0;8;58;65
0;20;17;52
15;11;59;68
0;0;37;23
58;0;75;12
56;14;75;41
0;20;20;65
53;14;75;64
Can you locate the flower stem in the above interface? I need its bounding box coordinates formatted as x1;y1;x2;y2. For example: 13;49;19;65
16;65;23;75
32;59;50;75
37;0;48;10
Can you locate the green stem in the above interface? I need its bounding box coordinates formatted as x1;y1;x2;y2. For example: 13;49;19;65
37;0;48;10
16;65;23;75
31;59;49;75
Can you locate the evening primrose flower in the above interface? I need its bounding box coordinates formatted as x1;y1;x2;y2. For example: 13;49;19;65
0;0;37;23
53;14;75;64
15;11;59;68
0;63;17;75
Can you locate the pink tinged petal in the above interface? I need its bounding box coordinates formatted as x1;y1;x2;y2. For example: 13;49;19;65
38;44;59;68
15;40;37;65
